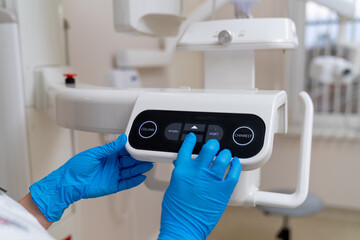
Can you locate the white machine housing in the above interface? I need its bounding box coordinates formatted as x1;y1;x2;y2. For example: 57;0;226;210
113;0;185;37
30;0;314;209
177;18;298;51
36;65;313;208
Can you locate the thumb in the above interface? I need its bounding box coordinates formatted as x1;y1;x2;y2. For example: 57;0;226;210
87;134;127;159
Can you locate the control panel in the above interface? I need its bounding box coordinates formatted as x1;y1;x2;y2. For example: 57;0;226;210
125;90;287;170
128;110;265;158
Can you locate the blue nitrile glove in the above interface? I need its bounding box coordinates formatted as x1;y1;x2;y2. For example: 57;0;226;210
29;134;153;222
158;133;241;240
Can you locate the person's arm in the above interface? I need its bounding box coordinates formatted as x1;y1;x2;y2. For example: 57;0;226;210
158;133;241;239
22;134;152;227
18;193;52;229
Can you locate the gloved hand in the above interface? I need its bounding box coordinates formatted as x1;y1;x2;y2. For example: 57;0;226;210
158;133;241;240
29;134;153;222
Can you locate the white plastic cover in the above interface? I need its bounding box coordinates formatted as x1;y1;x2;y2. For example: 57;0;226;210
113;0;185;37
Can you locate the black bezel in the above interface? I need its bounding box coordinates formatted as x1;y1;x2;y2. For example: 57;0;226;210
128;110;266;158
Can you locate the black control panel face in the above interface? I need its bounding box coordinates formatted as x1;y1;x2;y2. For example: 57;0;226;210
128;110;266;158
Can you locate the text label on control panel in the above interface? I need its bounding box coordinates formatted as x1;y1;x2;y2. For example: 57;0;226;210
233;126;254;146
139;121;157;139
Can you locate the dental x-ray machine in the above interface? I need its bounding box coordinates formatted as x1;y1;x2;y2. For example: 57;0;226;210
36;0;314;208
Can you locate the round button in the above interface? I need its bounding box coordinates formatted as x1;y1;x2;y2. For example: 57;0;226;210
233;126;254;146
139;121;157;139
218;30;233;45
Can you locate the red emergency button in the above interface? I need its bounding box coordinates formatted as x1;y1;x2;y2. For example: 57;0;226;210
63;73;77;85
63;235;72;240
63;73;77;78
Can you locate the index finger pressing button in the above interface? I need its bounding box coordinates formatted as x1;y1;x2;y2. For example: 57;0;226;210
181;133;203;143
175;133;197;166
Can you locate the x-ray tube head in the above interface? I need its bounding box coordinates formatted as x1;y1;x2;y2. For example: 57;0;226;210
113;0;185;37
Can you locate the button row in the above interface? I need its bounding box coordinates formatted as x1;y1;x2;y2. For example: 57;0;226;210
139;121;254;146
165;123;223;142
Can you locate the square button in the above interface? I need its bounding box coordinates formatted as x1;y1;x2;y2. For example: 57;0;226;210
181;133;203;143
164;123;182;141
205;125;224;142
184;123;206;132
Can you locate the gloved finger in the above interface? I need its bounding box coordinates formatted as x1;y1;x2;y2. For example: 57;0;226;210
120;162;153;179
210;149;232;180
119;156;147;168
117;175;146;191
174;133;196;166
197;139;220;168
225;157;241;184
88;134;127;160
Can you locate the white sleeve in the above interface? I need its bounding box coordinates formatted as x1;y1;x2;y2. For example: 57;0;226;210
0;191;54;240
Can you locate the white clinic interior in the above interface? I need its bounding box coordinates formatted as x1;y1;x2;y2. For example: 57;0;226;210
1;0;360;240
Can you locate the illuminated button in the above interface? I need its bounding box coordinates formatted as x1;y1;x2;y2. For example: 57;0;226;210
205;125;224;142
184;123;205;132
139;121;157;139
233;126;254;146
181;134;203;143
164;123;182;141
